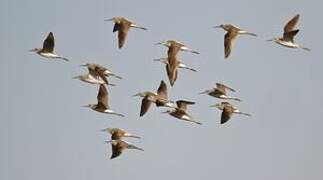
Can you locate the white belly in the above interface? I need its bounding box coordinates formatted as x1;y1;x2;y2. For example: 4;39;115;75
276;41;298;48
181;115;191;120
84;75;104;84
39;52;58;58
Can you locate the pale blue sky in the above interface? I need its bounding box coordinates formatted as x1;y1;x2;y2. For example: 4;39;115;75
1;0;323;180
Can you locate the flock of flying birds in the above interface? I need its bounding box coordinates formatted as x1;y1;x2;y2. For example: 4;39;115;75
29;14;309;159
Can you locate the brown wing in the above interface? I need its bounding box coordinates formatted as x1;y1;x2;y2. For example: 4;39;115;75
176;100;195;111
283;29;299;42
113;22;121;32
97;84;109;109
42;32;55;53
140;96;152;117
284;14;300;33
95;66;109;84
166;64;177;86
110;143;123;159
216;83;235;92
111;129;125;140
157;80;168;99
117;21;131;49
224;31;238;58
221;106;233;124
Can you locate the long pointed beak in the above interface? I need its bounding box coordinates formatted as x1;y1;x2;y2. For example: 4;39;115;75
161;111;169;114
104;18;114;21
80;64;87;67
212;25;222;29
82;105;90;108
199;90;208;94
266;39;274;42
155;42;163;45
209;104;218;108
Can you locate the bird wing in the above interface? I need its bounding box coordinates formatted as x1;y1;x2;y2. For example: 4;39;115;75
176;100;195;111
284;14;300;33
110;143;123;159
215;83;227;94
42;32;55;53
283;29;299;42
97;84;109;109
140;96;152;117
224;30;238;58
113;22;121;32
221;106;233;124
216;83;236;92
117;22;131;49
166;64;177;86
95;66;109;84
157;80;168;99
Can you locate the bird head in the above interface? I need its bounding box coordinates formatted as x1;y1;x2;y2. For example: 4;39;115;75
100;128;113;134
213;24;225;29
199;89;211;94
155;40;171;47
28;48;41;52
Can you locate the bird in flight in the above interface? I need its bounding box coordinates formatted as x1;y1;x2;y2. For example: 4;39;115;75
83;84;124;117
105;16;147;49
156;40;199;86
162;100;202;125
74;64;116;86
29;32;69;61
105;139;144;159
213;24;256;58
133;80;176;117
210;102;251;124
200;83;241;101
267;14;310;51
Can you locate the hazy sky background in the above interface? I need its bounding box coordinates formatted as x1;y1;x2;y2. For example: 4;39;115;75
1;0;323;179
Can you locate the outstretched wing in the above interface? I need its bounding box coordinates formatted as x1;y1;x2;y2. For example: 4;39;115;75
224;31;238;58
283;29;299;42
157;80;168;99
140;96;152;117
42;32;55;53
110;143;122;159
284;14;300;33
97;84;109;109
95;66;109;85
221;106;233;124
176;100;195;111
117;22;131;49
